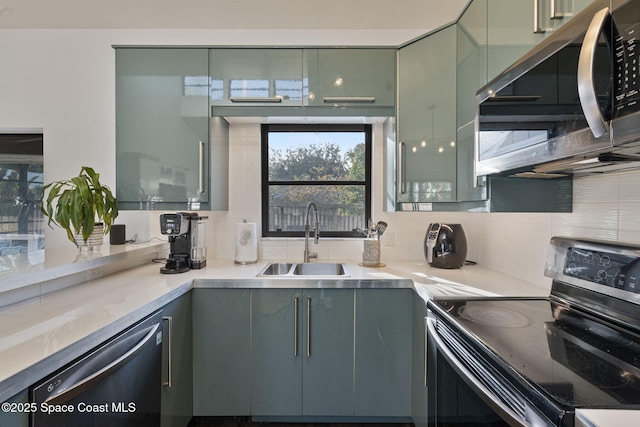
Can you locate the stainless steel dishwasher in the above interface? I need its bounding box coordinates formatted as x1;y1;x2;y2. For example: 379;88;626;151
30;310;163;427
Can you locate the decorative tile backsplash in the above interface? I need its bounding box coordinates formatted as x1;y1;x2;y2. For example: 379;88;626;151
186;122;640;290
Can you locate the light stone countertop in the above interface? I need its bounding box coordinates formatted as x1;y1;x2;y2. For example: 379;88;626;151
0;257;551;403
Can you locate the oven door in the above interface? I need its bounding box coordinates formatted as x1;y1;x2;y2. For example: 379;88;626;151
426;311;558;427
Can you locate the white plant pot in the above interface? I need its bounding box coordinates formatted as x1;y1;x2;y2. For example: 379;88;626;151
74;224;104;251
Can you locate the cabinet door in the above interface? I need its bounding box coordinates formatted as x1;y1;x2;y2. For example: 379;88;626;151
209;49;304;107
192;289;251;416
161;292;193;427
411;293;428;427
355;289;412;417
397;26;457;204
457;0;488;202
251;289;303;416
0;389;29;427
302;288;354;416
305;49;395;107
116;48;210;209
488;0;547;81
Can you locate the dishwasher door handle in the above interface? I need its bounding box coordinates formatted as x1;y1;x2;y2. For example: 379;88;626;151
46;323;160;405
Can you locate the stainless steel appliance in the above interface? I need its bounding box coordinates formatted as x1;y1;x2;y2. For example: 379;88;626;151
31;311;163;427
160;212;208;274
427;237;640;426
424;223;468;269
476;0;640;177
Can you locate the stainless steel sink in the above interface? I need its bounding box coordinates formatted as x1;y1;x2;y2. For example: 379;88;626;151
257;262;349;277
258;263;293;276
293;263;346;276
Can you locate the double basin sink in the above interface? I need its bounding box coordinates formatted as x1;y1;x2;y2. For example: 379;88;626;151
257;262;349;277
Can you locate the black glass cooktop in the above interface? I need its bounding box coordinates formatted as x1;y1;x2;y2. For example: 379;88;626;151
432;297;640;409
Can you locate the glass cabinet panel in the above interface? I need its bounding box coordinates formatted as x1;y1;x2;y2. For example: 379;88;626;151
209;48;304;107
457;0;488;202
304;48;395;107
116;48;210;209
397;26;457;204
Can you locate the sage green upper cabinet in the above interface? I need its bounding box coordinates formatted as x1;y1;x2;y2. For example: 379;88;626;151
487;0;548;81
457;0;488;202
116;48;227;211
209;49;304;107
487;0;590;82
397;26;457;204
304;48;395;109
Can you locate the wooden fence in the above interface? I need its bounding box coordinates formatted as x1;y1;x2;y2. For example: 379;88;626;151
269;204;365;232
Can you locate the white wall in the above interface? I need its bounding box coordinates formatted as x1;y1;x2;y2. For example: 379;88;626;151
2;28;639;290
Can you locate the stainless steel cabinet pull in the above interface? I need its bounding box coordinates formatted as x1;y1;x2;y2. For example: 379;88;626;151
306;297;311;357
424;316;428;387
163;316;173;387
533;0;552;33
294;297;299;357
397;142;406;194
577;7;610;138
550;0;573;19
230;96;283;103
198;141;205;194
322;96;375;103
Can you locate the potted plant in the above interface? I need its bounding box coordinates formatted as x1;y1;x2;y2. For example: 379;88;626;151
41;166;118;250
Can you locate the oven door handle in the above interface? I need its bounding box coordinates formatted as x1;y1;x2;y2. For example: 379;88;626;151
426;317;533;427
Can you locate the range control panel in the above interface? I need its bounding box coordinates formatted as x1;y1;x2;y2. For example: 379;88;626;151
564;247;640;293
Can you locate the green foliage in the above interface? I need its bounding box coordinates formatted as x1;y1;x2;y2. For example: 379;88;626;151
269;142;365;207
41;166;118;246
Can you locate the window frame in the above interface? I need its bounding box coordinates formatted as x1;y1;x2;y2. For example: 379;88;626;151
261;123;372;238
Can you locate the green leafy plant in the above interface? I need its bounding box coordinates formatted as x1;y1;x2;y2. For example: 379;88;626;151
41;166;118;246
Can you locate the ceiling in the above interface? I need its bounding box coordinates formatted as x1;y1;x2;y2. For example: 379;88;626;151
0;0;469;31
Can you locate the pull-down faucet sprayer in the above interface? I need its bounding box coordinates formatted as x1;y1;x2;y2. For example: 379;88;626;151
304;202;319;262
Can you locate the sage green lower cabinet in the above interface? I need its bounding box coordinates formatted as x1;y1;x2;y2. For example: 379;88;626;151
411;292;428;427
161;292;193;427
354;289;412;418
192;288;251;416
251;288;355;417
0;389;29;427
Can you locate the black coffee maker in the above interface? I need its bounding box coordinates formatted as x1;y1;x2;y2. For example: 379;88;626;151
160;212;198;274
424;223;468;269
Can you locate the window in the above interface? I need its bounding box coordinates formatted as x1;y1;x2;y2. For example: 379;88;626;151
261;124;371;238
0;133;44;259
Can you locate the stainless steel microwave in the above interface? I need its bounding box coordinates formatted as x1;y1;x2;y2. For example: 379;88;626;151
476;0;640;177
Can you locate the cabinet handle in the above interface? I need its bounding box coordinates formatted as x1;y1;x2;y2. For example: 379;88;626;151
550;0;573;19
230;96;283;103
163;317;173;387
294;297;299;357
533;0;552;33
397;142;406;194
322;96;375;103
424;316;428;387
198;141;205;194
306;297;311;357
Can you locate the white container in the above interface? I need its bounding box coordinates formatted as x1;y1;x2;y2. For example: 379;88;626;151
235;221;257;264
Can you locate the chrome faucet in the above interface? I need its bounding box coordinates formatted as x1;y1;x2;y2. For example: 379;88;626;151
304;202;319;262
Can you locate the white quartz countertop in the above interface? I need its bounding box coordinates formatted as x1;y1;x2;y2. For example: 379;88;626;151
0;257;549;404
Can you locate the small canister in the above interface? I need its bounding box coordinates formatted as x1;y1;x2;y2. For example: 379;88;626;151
362;239;381;266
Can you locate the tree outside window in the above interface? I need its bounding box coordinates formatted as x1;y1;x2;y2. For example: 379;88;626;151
261;124;371;238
